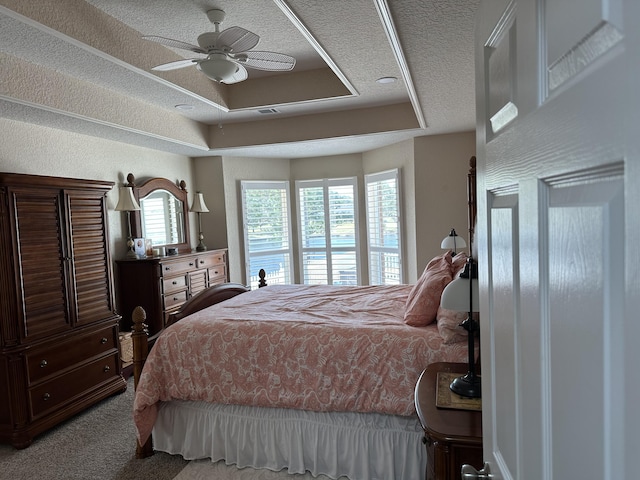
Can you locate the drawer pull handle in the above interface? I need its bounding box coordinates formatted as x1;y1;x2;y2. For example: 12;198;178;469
189;262;194;266
103;366;111;373
100;337;108;344
40;360;48;368
165;266;170;271
172;280;177;285
199;260;204;264
43;393;51;401
214;270;219;275
173;297;178;301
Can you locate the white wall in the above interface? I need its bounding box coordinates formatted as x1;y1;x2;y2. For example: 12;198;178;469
0;117;475;288
0;118;196;261
414;132;475;275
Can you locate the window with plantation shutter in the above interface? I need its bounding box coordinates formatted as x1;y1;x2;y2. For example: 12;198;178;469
241;181;293;289
365;169;403;284
296;178;359;285
140;192;182;246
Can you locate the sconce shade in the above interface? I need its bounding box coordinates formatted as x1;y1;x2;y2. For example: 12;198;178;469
441;228;467;250
190;192;209;213
114;186;140;212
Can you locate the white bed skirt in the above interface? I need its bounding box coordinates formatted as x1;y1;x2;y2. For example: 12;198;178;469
152;400;426;480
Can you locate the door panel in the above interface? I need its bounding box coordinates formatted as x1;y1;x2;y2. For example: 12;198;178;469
475;0;636;479
545;171;624;479
487;193;519;479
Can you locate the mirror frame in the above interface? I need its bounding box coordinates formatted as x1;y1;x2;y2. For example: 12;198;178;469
126;173;191;254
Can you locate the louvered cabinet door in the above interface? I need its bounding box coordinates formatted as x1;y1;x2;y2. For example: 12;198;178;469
11;186;71;341
66;190;117;327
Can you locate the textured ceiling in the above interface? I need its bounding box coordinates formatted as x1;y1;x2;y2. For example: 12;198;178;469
0;0;479;158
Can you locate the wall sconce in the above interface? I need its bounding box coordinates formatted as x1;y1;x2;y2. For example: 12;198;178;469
440;256;481;398
190;192;209;252
114;186;141;259
441;228;467;256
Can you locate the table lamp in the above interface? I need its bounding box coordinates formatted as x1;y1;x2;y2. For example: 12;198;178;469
190;192;209;252
115;186;141;259
440;256;481;398
441;228;467;256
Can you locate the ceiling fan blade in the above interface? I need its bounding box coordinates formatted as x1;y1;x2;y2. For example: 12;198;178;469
142;35;206;54
236;51;296;71
215;26;260;53
151;59;199;71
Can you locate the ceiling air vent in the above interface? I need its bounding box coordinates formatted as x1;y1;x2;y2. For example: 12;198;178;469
258;108;280;114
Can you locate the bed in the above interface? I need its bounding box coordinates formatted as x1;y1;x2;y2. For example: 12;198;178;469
131;158;477;480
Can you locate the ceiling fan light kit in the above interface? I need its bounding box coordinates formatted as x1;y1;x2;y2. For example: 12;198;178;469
197;54;239;82
143;8;295;84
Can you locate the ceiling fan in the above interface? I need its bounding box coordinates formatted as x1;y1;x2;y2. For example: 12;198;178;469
143;9;296;84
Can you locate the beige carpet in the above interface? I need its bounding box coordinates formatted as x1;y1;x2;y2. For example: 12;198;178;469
173;460;346;480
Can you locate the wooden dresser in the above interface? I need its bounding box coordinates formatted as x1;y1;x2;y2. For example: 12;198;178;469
0;173;126;449
116;248;228;339
415;362;483;480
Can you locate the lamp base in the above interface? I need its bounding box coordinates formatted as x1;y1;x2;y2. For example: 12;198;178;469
450;372;482;398
196;242;207;252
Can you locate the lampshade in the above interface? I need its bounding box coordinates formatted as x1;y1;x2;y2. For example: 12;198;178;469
114;186;140;212
441;258;479;312
190;192;209;213
441;228;467;250
441;276;479;312
197;54;239;82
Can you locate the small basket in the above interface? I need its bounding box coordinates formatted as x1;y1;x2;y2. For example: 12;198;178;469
119;331;133;366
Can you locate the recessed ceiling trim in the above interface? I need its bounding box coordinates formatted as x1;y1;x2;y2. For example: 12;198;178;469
374;0;427;129
272;0;359;97
0;5;230;114
1;95;211;152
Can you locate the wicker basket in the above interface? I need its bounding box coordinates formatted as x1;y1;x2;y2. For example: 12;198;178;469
119;332;133;367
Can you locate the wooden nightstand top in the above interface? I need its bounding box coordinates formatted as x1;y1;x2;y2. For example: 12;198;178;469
415;362;483;445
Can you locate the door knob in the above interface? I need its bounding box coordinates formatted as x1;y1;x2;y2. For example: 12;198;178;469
462;462;492;479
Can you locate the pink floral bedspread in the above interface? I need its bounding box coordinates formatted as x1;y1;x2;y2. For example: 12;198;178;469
133;284;469;443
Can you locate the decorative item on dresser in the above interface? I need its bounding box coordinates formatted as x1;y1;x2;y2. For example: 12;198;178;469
415;362;483;480
190;192;210;252
114;183;141;259
115;171;227;343
116;248;228;340
0;172;127;449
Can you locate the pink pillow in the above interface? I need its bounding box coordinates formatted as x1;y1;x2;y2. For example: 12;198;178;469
451;252;468;276
404;253;453;327
436;306;468;344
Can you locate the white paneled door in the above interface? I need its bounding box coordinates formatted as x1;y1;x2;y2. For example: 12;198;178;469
471;1;639;480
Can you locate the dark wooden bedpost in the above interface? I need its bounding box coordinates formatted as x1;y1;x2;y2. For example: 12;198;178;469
132;306;154;458
258;268;267;288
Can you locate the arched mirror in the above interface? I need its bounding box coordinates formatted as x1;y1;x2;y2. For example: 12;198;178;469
126;173;191;254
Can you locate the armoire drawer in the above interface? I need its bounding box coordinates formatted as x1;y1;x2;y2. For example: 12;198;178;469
26;324;118;384
29;352;120;419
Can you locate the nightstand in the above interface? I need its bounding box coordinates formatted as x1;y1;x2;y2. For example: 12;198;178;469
415;362;483;480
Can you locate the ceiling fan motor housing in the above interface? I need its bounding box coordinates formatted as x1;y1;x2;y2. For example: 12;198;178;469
197;32;220;51
206;9;225;25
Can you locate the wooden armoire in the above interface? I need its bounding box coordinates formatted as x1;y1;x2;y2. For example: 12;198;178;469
0;172;126;448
